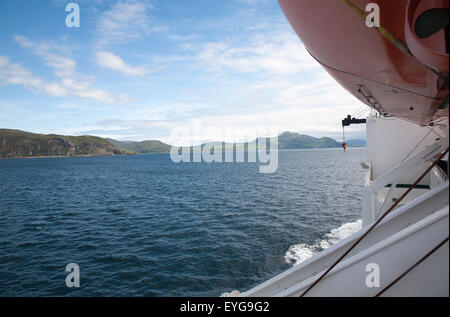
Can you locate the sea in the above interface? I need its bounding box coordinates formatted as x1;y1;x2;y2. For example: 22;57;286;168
0;147;366;296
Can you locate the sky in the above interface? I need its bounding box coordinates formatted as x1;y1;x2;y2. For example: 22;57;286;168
0;0;367;144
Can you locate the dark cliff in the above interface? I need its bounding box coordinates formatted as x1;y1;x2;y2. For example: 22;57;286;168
0;129;126;158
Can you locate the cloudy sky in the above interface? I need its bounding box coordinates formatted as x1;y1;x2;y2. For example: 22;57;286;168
0;0;367;144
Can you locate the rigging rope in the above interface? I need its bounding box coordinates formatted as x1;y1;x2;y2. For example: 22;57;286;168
353;105;371;118
342;105;369;152
400;126;436;163
299;146;449;297
351;105;367;118
340;0;449;83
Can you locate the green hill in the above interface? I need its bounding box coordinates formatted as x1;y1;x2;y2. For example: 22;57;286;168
110;132;364;154
188;132;354;151
275;132;342;149
0;129;126;158
106;139;171;154
0;129;365;158
345;139;367;147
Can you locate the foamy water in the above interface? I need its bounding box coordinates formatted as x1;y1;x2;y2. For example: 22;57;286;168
284;219;363;266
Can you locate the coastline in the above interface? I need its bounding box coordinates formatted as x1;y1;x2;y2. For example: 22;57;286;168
0;153;130;160
0;146;367;160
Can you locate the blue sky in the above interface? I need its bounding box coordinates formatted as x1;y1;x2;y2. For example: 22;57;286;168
0;0;366;143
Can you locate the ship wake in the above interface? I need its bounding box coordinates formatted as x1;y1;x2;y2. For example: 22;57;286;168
284;220;362;266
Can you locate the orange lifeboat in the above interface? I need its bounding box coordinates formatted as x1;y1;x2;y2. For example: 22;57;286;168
278;0;449;125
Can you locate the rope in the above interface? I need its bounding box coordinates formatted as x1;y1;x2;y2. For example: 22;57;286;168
429;125;444;139
299;146;449;297
339;0;448;83
340;0;412;55
375;237;449;296
400;127;436;163
356;107;370;119
353;107;367;119
351;105;367;118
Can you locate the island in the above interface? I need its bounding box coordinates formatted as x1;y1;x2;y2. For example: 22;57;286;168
0;129;366;159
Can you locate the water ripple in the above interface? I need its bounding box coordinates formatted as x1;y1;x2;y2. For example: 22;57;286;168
0;148;365;296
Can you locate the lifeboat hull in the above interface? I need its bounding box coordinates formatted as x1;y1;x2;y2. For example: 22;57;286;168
278;0;449;125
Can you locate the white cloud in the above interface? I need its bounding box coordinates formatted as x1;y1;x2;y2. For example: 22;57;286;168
0;56;42;87
95;0;161;47
70;34;366;142
4;4;367;142
195;29;320;75
60;78;116;103
169;34;200;42
8;35;142;104
0;56;68;97
96;51;147;76
0;55;115;103
14;34;76;78
41;82;68;97
118;93;140;103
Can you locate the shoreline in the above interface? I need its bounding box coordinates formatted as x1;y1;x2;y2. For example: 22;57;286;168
0;147;366;160
0;153;131;160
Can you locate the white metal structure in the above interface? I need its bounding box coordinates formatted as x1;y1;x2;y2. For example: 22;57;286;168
224;115;449;297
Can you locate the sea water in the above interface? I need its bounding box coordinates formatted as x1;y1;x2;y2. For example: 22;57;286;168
0;147;365;296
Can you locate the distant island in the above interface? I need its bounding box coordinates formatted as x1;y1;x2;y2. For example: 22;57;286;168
0;129;366;159
106;138;172;154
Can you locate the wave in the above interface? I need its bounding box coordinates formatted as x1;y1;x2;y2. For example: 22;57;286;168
284;219;362;266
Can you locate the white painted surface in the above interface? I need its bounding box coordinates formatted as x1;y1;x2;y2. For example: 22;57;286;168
366;116;442;181
234;116;449;297
240;182;449;297
362;116;448;225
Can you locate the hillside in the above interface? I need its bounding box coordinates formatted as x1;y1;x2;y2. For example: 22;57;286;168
345;139;367;147
105;132;366;153
276;132;342;149
275;132;366;149
0;129;365;158
0;129;126;158
106;139;171;154
188;132;363;151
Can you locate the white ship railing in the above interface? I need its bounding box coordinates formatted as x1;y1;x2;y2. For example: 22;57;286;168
363;138;448;224
235;180;449;297
227;120;449;297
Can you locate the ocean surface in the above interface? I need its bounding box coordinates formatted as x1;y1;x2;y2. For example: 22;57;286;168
0;148;366;296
